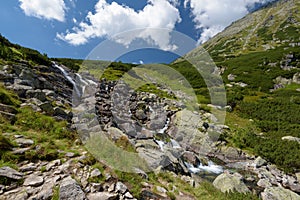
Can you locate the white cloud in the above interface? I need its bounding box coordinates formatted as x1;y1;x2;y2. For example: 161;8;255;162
19;0;66;22
185;0;277;43
57;0;181;50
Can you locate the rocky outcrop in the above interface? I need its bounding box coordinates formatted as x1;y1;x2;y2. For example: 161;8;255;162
1;60;299;199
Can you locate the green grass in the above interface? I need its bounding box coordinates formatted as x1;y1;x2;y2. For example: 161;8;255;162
224;87;300;173
0;85;79;166
0;84;21;107
114;170;259;200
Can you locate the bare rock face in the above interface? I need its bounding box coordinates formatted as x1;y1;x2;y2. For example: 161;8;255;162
59;176;86;200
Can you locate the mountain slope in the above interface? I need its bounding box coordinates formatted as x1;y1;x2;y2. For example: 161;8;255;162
189;0;299;60
173;0;300;176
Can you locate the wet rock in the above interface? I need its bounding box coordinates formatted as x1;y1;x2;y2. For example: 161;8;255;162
261;186;300;200
0;166;23;180
59;176;86;200
213;172;250;194
23;174;44;187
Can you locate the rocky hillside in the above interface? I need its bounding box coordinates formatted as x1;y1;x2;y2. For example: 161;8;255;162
0;38;299;200
180;0;300;92
0;0;300;198
0;36;264;199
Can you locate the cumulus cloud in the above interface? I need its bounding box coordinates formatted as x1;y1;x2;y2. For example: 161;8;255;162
185;0;277;43
19;0;66;22
57;0;181;50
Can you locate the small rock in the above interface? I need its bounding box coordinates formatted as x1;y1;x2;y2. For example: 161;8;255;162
90;183;102;193
115;181;128;194
59;176;86;200
156;186;167;194
19;163;37;172
0;166;23;180
46;159;61;171
108;183;115;192
124;191;133;199
87;192;118;200
65;152;75;158
23;175;44;187
105;173;112;181
90;168;102;178
254;156;267;168
257;178;272;188
12;147;31;155
15;138;34;147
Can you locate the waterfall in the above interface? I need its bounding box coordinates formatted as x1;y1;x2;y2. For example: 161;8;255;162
53;63;81;96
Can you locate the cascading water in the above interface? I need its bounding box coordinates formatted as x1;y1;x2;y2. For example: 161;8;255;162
53;62;81;96
185;161;223;174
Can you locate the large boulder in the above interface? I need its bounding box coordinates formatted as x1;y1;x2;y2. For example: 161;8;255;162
213;172;250;194
261;186;300;200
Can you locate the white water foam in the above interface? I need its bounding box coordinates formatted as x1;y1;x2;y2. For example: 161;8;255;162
185;161;223;174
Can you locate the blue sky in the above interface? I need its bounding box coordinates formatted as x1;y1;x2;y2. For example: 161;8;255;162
0;0;276;63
